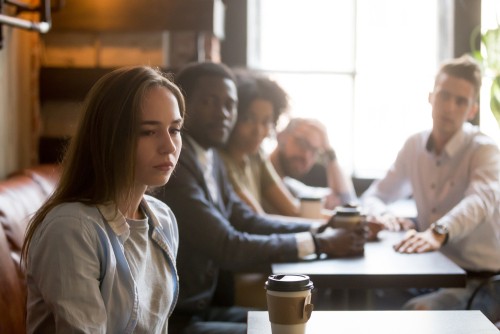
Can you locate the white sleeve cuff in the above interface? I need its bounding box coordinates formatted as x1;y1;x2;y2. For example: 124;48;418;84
295;232;316;259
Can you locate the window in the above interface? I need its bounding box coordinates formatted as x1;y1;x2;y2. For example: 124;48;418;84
249;0;439;178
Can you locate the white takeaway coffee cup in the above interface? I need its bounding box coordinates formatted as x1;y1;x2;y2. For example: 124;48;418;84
265;274;314;334
299;197;323;219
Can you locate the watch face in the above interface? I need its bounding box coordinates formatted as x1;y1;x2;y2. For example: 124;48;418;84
433;223;448;235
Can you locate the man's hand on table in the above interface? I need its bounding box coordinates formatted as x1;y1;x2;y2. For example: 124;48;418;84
364;213;414;241
370;213;415;231
393;229;446;253
365;220;384;241
314;225;366;258
317;212;383;242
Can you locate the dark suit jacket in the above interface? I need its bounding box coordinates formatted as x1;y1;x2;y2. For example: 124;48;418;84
155;137;312;314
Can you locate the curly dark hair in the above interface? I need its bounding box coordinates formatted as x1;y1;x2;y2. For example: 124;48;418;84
234;70;289;125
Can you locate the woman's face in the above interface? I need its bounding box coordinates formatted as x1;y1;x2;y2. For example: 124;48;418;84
230;98;274;154
135;86;183;190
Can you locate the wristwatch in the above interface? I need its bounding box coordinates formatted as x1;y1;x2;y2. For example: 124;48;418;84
430;222;449;245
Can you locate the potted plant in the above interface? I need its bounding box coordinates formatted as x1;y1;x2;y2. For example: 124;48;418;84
471;22;500;128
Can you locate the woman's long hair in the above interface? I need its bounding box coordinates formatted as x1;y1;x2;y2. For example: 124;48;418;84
21;66;185;265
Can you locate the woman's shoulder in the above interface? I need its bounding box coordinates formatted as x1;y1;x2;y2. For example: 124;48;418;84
32;202;104;248
45;202;100;223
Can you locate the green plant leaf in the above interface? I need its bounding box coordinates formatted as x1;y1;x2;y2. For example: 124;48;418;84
482;27;500;73
470;23;500;129
491;75;500;127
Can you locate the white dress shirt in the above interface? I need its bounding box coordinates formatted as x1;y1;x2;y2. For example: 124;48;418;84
361;123;500;272
187;137;219;203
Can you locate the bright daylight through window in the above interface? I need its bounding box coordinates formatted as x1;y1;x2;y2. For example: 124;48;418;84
249;0;441;179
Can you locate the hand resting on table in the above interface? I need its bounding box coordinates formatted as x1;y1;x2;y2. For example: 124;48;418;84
314;225;366;258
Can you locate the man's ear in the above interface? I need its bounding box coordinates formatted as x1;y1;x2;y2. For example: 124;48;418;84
467;102;479;121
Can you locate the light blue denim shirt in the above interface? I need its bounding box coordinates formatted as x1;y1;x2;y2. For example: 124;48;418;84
26;195;179;333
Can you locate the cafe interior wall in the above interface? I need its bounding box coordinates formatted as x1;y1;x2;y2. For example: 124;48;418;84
0;28;174;178
0;0;224;179
38;31;171;150
0;17;41;179
37;30;218;163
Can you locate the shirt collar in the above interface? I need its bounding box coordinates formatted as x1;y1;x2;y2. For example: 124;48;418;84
97;198;158;243
186;135;214;170
97;202;130;242
426;123;471;158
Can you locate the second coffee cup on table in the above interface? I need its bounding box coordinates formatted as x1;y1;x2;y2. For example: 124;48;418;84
265;274;314;334
299;196;323;219
332;204;364;228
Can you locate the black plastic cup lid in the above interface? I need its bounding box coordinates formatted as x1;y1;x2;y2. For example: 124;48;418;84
265;274;314;292
299;196;323;202
335;205;362;216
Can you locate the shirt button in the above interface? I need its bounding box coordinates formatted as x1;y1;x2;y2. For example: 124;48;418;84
431;208;437;214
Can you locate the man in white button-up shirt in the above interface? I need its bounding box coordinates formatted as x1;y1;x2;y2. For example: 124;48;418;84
361;55;500;311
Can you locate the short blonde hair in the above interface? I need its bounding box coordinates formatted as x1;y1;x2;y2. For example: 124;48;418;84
437;54;482;100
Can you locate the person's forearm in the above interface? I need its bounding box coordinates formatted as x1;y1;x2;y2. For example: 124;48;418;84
265;183;301;217
325;159;357;203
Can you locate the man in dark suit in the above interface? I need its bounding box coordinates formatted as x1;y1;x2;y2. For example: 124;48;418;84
155;62;366;334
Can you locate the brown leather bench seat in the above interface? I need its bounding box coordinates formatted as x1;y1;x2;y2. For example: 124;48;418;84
0;164;60;333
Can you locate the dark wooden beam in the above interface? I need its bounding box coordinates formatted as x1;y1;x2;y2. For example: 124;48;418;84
454;0;481;57
49;0;225;37
220;0;247;67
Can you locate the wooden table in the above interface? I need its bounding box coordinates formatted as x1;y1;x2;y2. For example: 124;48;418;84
273;231;466;289
247;310;500;334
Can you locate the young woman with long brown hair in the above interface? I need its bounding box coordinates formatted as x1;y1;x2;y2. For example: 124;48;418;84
21;66;185;333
